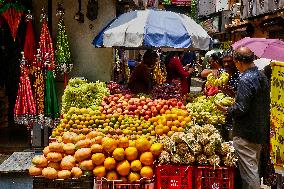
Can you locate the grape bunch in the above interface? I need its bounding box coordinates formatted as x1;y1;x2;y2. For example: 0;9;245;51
61;78;110;114
186;93;233;125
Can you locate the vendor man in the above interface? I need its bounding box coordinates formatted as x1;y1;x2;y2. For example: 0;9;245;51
218;47;270;189
128;50;158;94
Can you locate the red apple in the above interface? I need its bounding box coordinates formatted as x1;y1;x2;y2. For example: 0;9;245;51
138;106;143;110
143;105;148;110
144;115;150;120
163;105;169;110
177;101;183;107
156;105;162;111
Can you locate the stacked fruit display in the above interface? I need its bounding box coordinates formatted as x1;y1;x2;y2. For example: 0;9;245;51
61;78;110;114
186;93;234;125
29;133;163;182
52;105;192;140
158;125;237;167
101;94;185;118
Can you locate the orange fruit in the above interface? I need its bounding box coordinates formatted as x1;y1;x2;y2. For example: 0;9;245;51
150;143;163;156
104;157;116;170
93;166;106;178
106;171;118;180
116;160;131;176
140;166;153;179
118;137;129;149
113;148;125;161
135;137;151;152
102;138;117;153
140;152;154;166
130;160;142;172
125;147;138;161
128;172;140;182
92;153;105;166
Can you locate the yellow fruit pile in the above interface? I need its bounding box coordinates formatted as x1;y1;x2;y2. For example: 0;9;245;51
29;133;163;182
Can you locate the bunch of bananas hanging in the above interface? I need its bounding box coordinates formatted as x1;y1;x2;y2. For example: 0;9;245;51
205;72;230;87
153;61;167;85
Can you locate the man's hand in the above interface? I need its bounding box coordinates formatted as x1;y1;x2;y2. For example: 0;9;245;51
216;102;229;113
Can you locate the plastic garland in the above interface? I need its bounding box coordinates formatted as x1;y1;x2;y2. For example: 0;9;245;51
14;53;37;127
0;2;26;13
190;0;197;21
55;14;72;75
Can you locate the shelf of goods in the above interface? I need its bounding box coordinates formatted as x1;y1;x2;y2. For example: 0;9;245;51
29;78;237;189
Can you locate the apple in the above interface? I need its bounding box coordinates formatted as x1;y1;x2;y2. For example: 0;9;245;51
143;105;148;110
156;105;162;111
163;105;169;110
145;110;152;116
177;101;183;107
144;115;150;120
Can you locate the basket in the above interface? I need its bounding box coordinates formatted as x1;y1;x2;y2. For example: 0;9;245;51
155;165;194;189
195;166;235;189
33;176;94;189
95;177;154;189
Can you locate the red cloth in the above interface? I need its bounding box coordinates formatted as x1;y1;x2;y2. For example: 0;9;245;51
166;56;190;95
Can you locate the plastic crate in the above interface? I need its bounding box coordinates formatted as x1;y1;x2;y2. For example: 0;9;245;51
156;165;194;189
195;166;235;189
33;176;94;189
95;177;154;189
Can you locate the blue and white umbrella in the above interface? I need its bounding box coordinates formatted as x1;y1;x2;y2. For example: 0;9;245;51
93;9;211;50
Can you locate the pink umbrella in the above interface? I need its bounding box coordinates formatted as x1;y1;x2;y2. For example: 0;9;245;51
232;37;284;62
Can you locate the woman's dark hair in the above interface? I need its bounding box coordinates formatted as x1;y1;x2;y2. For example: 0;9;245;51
210;52;223;67
164;51;182;65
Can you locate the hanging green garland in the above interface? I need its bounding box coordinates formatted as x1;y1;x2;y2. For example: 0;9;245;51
55;18;72;73
0;2;26;13
190;0;197;21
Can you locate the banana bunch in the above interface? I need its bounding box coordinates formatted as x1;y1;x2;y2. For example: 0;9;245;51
216;96;234;106
205;72;230;87
153;61;167;85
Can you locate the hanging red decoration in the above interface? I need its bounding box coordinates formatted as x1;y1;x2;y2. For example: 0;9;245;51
39;15;55;70
1;7;23;40
14;52;37;127
24;12;36;65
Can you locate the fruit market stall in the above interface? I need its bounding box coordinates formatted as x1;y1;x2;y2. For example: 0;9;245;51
27;75;238;189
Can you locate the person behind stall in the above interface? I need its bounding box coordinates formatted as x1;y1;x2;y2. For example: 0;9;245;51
200;52;223;79
220;52;240;97
181;51;196;90
165;51;193;95
217;47;270;189
128;50;158;94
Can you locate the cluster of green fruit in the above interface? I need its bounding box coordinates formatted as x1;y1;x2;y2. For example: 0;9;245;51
61;78;110;114
186;93;234;125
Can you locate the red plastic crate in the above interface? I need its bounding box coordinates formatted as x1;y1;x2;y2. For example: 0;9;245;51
195;166;235;189
156;165;194;189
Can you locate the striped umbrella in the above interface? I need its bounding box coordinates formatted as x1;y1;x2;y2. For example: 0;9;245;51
93;9;211;50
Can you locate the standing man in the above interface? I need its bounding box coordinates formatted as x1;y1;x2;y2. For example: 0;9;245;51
218;47;270;189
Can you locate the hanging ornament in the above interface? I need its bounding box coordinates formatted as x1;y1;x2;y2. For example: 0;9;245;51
24;10;36;65
44;57;60;128
39;9;56;70
1;7;23;40
33;49;45;124
55;3;73;86
14;52;37;127
190;0;197;21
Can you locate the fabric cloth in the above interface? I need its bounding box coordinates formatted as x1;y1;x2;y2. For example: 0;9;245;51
166;56;190;95
233;136;262;189
228;71;240;92
128;63;152;94
228;67;270;144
